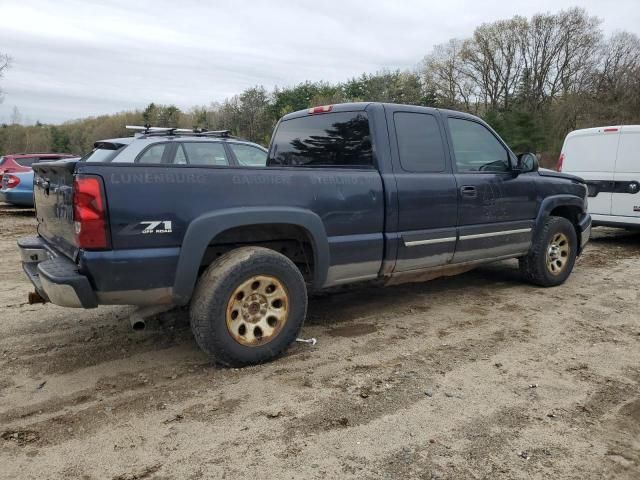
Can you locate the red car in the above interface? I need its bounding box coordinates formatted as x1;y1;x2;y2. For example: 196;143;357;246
0;153;76;183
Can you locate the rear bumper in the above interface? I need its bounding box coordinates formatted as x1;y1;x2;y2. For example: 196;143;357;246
0;189;34;206
18;236;98;308
578;213;592;253
18;235;176;307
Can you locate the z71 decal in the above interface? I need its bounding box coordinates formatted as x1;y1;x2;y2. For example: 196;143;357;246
140;221;173;234
120;220;173;235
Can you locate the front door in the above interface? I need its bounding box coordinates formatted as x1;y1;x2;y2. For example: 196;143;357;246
444;116;538;263
390;107;459;272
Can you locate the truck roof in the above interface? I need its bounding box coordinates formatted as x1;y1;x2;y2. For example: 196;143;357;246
281;102;484;124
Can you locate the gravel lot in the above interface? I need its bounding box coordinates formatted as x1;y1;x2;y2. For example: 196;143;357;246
1;203;639;479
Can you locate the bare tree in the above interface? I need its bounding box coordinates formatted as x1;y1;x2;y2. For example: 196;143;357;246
10;106;22;125
521;8;601;108
0;53;11;103
422;39;474;110
460;16;527;111
239;86;270;142
589;31;640;123
596;31;640;94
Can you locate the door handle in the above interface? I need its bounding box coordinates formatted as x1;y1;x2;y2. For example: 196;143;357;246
460;185;477;198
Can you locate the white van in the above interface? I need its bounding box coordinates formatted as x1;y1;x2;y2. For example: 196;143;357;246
559;125;640;228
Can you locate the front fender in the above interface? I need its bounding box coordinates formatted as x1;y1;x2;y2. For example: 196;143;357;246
172;207;330;305
533;194;587;249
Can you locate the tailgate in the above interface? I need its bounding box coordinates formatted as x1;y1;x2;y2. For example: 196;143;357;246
33;160;79;259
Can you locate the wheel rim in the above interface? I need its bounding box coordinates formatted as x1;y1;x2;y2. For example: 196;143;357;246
546;232;571;275
226;275;289;347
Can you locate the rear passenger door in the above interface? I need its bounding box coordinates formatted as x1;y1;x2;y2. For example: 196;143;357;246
389;107;459;272
445;116;537;263
267;109;384;286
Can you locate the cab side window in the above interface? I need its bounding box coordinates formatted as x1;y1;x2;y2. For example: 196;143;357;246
448;118;510;172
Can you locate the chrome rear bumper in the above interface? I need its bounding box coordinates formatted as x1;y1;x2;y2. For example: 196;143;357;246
18;236;98;308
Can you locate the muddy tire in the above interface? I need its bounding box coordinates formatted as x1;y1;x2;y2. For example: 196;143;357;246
190;246;307;367
519;216;577;287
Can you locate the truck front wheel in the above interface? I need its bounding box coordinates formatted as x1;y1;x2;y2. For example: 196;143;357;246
190;247;307;366
519;216;577;287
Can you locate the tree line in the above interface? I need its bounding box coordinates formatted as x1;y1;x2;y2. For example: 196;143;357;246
1;7;638;168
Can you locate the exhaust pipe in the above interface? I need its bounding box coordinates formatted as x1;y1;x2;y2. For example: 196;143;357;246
28;291;48;305
127;305;174;331
129;314;146;331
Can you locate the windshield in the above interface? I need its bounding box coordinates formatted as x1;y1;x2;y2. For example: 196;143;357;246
83;147;124;163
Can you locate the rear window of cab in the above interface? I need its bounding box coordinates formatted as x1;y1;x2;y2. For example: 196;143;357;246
268;112;373;167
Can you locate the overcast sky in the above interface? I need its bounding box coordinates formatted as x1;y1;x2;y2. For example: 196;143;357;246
1;0;638;124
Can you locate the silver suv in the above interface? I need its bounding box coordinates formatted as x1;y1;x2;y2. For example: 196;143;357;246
83;127;268;167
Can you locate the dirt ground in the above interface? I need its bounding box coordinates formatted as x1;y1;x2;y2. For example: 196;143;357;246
0;203;639;480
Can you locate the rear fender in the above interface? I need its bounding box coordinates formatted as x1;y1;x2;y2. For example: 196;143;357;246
172;207;329;305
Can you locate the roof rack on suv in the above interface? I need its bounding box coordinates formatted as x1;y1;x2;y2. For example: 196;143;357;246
125;125;232;138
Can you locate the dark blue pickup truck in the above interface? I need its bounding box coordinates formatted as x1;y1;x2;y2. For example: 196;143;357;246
19;103;591;366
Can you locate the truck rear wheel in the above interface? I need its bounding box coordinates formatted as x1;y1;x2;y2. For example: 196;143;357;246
519;216;577;287
190;246;307;367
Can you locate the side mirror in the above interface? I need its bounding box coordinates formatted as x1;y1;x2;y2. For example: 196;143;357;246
515;153;539;174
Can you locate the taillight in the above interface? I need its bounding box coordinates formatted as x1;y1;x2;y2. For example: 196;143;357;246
308;105;333;114
73;175;109;249
556;153;564;172
5;174;20;189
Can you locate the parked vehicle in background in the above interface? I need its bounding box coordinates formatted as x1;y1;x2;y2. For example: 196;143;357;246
1;157;80;207
79;129;268;166
0;170;35;206
19;104;591;367
0;153;76;184
559;125;640;229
